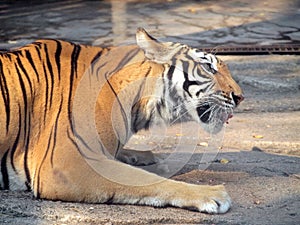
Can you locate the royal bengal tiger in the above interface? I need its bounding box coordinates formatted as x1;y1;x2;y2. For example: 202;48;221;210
0;28;243;214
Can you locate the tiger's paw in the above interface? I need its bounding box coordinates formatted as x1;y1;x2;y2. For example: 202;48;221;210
173;185;231;214
196;185;231;214
199;189;231;214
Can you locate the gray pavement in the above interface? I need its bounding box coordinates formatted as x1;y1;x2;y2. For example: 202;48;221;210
0;0;300;224
1;0;300;49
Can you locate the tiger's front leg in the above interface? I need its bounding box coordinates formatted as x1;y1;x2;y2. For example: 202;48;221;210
36;145;231;214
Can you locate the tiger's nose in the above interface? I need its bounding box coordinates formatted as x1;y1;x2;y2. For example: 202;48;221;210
232;93;244;106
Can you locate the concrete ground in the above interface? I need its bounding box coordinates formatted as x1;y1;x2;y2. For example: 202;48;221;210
0;0;299;224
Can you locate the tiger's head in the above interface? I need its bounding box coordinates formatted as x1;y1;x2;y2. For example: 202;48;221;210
136;28;244;134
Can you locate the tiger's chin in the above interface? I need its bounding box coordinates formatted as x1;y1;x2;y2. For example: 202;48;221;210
197;104;232;134
200;119;225;134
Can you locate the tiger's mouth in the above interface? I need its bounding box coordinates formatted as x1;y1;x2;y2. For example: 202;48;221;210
197;104;232;124
197;104;211;123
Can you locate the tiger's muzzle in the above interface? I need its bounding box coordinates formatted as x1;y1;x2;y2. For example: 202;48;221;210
197;93;244;124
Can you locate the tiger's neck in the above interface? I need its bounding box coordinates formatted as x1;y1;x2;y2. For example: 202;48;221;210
130;64;189;133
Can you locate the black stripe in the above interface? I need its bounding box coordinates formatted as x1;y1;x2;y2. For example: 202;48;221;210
67;128;100;161
159;66;168;118
105;77;129;150
15;62;29;140
72;127;100;154
35;46;42;61
16;57;34;96
50;97;63;167
167;65;175;80
131;67;152;133
24;113;31;191
33;43;47;123
35;128;54;199
107;48;140;77
19;53;32;184
185;51;195;61
90;50;106;78
183;72;200;98
15;55;31;144
1;150;9;190
42;56;49;123
25;49;40;83
144;118;151;130
54;40;62;80
113;141;122;159
182;60;189;75
34;40;44;48
68;43;81;124
95;61;108;79
156;100;166;119
9;106;22;173
44;44;55;109
24;156;31;191
15;55;32;188
105;193;115;204
181;61;203;98
0;60;11;133
12;60;29;175
165;64;188;116
6;53;12;61
91;49;103;65
66;44;98;154
11;51;21;57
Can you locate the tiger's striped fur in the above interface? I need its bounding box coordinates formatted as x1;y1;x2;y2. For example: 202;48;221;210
0;28;243;213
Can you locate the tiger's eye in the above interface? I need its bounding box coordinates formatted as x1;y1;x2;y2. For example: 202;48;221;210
201;63;217;74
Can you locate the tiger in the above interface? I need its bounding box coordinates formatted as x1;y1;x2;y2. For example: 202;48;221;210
0;28;243;214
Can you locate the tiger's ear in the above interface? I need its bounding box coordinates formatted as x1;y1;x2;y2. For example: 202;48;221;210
136;28;179;64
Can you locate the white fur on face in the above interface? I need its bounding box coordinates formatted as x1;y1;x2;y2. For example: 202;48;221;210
189;49;218;74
